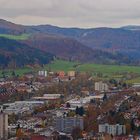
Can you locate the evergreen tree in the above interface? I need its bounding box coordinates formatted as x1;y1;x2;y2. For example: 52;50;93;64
11;70;16;77
79;106;84;116
103;93;107;101
76;106;79;115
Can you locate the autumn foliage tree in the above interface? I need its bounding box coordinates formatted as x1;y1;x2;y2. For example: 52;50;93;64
71;127;83;140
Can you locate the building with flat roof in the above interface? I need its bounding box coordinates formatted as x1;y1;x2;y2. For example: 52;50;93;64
0;111;8;139
67;94;104;108
99;123;126;136
95;81;108;92
54;116;84;133
33;94;62;101
67;71;76;77
4;101;44;115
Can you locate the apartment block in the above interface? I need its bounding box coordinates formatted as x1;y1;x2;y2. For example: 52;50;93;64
54;117;84;133
99;123;126;136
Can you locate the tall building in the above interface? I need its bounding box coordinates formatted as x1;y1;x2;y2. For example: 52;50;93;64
99;123;126;136
54;116;84;133
95;81;108;92
0;111;8;140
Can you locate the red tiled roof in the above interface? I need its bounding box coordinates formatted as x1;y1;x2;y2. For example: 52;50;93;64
31;136;48;140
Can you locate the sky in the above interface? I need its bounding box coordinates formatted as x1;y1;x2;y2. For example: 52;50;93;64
0;0;140;28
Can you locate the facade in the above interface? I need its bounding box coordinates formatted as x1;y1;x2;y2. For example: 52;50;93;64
0;111;8;140
4;101;44;115
58;71;65;78
132;83;140;88
95;81;108;92
99;123;126;136
33;94;62;101
38;70;47;77
54;117;84;133
67;71;75;77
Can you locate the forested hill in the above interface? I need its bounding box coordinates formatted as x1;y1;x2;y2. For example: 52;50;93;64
0;37;54;67
0;19;140;66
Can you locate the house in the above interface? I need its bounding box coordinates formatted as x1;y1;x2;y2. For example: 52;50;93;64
58;71;65;78
95;81;109;92
67;71;76;77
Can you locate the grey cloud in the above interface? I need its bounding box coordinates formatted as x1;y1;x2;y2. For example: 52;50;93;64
0;0;140;27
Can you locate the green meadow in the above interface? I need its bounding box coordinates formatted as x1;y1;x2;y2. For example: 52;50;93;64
46;60;140;75
0;67;33;77
1;60;140;83
0;34;30;40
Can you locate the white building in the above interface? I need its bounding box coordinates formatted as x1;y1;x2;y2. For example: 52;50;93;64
0;111;8;139
4;101;44;115
99;123;126;136
67;71;76;77
54;117;84;133
95;81;108;92
38;70;47;77
132;83;140;88
33;94;62;100
67;94;104;109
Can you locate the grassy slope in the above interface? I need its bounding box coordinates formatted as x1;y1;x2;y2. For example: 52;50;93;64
45;60;140;83
0;34;30;40
76;63;140;74
45;60;78;72
0;67;33;77
1;60;140;83
46;60;140;74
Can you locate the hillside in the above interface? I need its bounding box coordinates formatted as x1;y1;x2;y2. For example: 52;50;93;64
0;19;140;65
46;59;140;74
0;37;54;67
32;25;140;59
25;33;130;64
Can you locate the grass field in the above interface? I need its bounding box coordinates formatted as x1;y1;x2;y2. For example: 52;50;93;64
46;60;140;74
45;60;140;83
0;67;33;77
76;63;140;74
1;60;140;83
44;60;78;72
126;77;140;84
0;34;30;40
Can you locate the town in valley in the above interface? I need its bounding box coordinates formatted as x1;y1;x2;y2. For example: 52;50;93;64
0;67;140;140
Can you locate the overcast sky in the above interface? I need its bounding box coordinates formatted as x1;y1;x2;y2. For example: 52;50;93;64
0;0;140;28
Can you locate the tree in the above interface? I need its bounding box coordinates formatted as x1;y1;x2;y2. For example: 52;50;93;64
79;106;84;116
90;99;96;104
76;106;79;115
11;70;16;77
1;71;5;78
122;83;127;88
84;104;99;132
109;79;117;85
103;93;107;101
72;127;83;140
126;122;131;135
60;94;65;104
66;102;71;108
16;124;24;139
131;119;135;133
